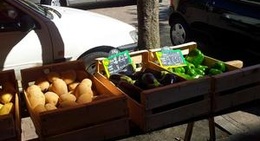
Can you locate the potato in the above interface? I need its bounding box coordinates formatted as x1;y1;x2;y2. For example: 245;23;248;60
33;104;46;114
59;93;76;103
45;91;59;106
50;78;68;96
77;93;92;104
26;85;45;109
68;82;79;92
0;92;13;104
45;103;57;111
0;103;3;109
81;78;92;87
35;76;50;92
74;78;93;98
46;72;60;83
60;70;77;85
59;101;78;108
26;85;41;98
29;96;45;109
0;102;13;115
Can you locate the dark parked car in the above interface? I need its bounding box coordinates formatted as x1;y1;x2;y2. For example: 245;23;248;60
168;0;260;45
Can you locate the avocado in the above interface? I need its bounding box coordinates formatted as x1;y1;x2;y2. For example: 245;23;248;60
159;73;178;85
141;72;162;89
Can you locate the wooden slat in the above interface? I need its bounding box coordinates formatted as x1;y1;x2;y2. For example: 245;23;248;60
141;77;211;110
39;118;129;141
144;99;210;132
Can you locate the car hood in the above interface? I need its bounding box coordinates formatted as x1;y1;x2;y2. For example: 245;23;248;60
45;6;136;58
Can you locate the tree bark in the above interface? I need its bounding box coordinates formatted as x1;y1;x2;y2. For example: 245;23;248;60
137;0;160;50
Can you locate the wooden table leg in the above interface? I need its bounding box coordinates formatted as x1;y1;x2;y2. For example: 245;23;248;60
184;122;194;141
208;117;216;141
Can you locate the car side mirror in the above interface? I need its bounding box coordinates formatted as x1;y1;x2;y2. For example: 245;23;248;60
19;15;35;32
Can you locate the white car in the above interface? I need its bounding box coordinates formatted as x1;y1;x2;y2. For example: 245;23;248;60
0;0;138;79
30;0;135;7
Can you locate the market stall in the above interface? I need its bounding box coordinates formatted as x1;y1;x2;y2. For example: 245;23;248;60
0;42;259;141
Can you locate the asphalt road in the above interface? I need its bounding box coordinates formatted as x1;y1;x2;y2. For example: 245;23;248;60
86;0;172;47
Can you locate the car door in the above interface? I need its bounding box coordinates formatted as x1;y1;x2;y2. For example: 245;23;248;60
0;0;61;80
207;0;260;37
0;1;43;79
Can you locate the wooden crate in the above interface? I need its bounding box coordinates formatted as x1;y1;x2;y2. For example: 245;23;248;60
212;64;260;113
95;50;212;132
149;42;260;115
0;70;21;141
20;61;129;140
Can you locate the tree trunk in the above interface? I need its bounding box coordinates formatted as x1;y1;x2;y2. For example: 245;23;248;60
137;0;160;50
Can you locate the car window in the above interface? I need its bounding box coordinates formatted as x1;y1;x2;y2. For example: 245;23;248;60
0;1;21;31
21;0;53;19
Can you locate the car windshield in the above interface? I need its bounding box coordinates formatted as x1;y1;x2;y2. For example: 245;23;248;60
19;0;53;19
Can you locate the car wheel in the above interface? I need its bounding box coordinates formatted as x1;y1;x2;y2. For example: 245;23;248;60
80;52;109;75
170;17;191;45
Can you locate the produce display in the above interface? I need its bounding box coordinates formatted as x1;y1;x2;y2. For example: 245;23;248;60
0;82;16;116
168;48;227;80
107;63;184;102
109;66;182;90
25;69;97;114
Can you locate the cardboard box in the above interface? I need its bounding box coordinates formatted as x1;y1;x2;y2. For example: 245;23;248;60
95;50;211;132
0;70;21;141
20;61;129;140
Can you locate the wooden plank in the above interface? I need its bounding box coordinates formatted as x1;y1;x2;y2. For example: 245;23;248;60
213;64;260;113
144;99;210;132
40;118;129;141
214;64;260;93
141;77;211;110
39;96;127;136
213;85;260;113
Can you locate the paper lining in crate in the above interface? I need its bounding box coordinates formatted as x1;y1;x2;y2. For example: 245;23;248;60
95;49;211;132
20;60;129;140
0;69;21;141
